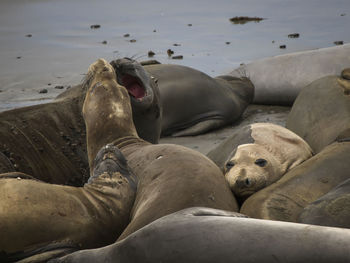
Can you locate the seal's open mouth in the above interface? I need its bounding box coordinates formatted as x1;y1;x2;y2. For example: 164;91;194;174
121;74;146;99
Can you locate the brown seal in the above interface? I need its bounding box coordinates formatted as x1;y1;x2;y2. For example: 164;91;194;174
286;69;350;153
240;141;350;222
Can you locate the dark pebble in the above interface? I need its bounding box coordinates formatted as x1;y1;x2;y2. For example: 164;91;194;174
288;33;300;38
54;85;64;89
173;43;181;46
129;39;136;43
341;13;346;16
334;41;344;45
25;34;32;37
225;42;231;45
167;49;174;56
123;34;130;37
148;51;155;57
90;24;101;29
279;45;286;49
187;23;192;26
48;83;51;86
39;89;48;94
102;40;107;44
16;56;21;59
172;55;183;60
153;29;157;32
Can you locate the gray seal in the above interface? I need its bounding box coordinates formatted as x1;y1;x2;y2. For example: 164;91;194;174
52;207;350;263
143;63;254;136
230;44;350;105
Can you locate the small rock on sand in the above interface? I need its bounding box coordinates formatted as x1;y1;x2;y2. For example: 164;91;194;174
39;89;48;94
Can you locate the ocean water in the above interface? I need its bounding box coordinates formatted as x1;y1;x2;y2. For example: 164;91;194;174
0;0;349;110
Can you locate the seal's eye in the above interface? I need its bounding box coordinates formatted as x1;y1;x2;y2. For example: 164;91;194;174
255;158;267;167
225;161;235;171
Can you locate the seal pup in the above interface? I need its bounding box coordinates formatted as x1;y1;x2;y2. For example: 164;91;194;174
209;123;312;201
241;141;350;222
52;207;350;263
230;44;350;105
142;63;254;136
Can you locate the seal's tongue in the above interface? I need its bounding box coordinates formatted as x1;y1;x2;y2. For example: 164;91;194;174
122;75;145;99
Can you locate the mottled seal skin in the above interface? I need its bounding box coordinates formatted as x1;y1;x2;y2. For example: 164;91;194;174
286;69;350;153
143;64;254;136
241;141;350;222
208;123;312;201
0;59;160;185
230;44;350;105
299;178;350;228
52;207;350;263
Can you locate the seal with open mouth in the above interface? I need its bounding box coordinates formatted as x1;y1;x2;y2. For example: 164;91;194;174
110;58;161;144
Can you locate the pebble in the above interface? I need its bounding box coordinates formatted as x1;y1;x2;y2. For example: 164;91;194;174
102;40;107;44
123;34;130;37
90;24;101;29
25;34;32;37
148;51;155;57
167;49;174;56
172;55;183;60
279;45;286;49
39;89;48;94
129;39;136;43
54;85;64;89
334;41;344;45
288;33;300;38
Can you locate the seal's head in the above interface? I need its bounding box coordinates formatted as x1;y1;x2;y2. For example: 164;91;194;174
224;144;280;201
110;57;158;111
110;58;162;144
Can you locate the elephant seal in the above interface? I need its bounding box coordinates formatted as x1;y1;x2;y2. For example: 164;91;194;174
299;178;350;228
52;207;350;263
208;123;312;201
0;58;160;185
241;141;350;222
143;63;254;136
230;44;350;105
286;69;350;153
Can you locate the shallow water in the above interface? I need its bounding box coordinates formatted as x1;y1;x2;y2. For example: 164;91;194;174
0;0;349;111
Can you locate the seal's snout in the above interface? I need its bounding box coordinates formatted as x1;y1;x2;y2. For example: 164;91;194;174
234;174;255;190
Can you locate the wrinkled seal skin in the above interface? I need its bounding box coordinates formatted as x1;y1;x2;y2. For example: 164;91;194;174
0;59;160;185
240;142;350;222
217;123;312;201
286;70;350;154
143;64;254;136
299;178;350;228
230;44;350;105
52;207;350;263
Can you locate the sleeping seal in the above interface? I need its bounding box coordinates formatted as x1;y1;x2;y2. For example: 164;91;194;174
230;44;350;105
52;207;350;263
143;63;254;136
208;123;312;201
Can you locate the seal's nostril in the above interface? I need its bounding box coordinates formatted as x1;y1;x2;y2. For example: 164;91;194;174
245;178;251;186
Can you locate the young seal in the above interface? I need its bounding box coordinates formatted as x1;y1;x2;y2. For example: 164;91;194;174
52;207;350;263
143;63;254;136
241;141;350;222
286;68;350;153
210;123;312;201
230;44;350;105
